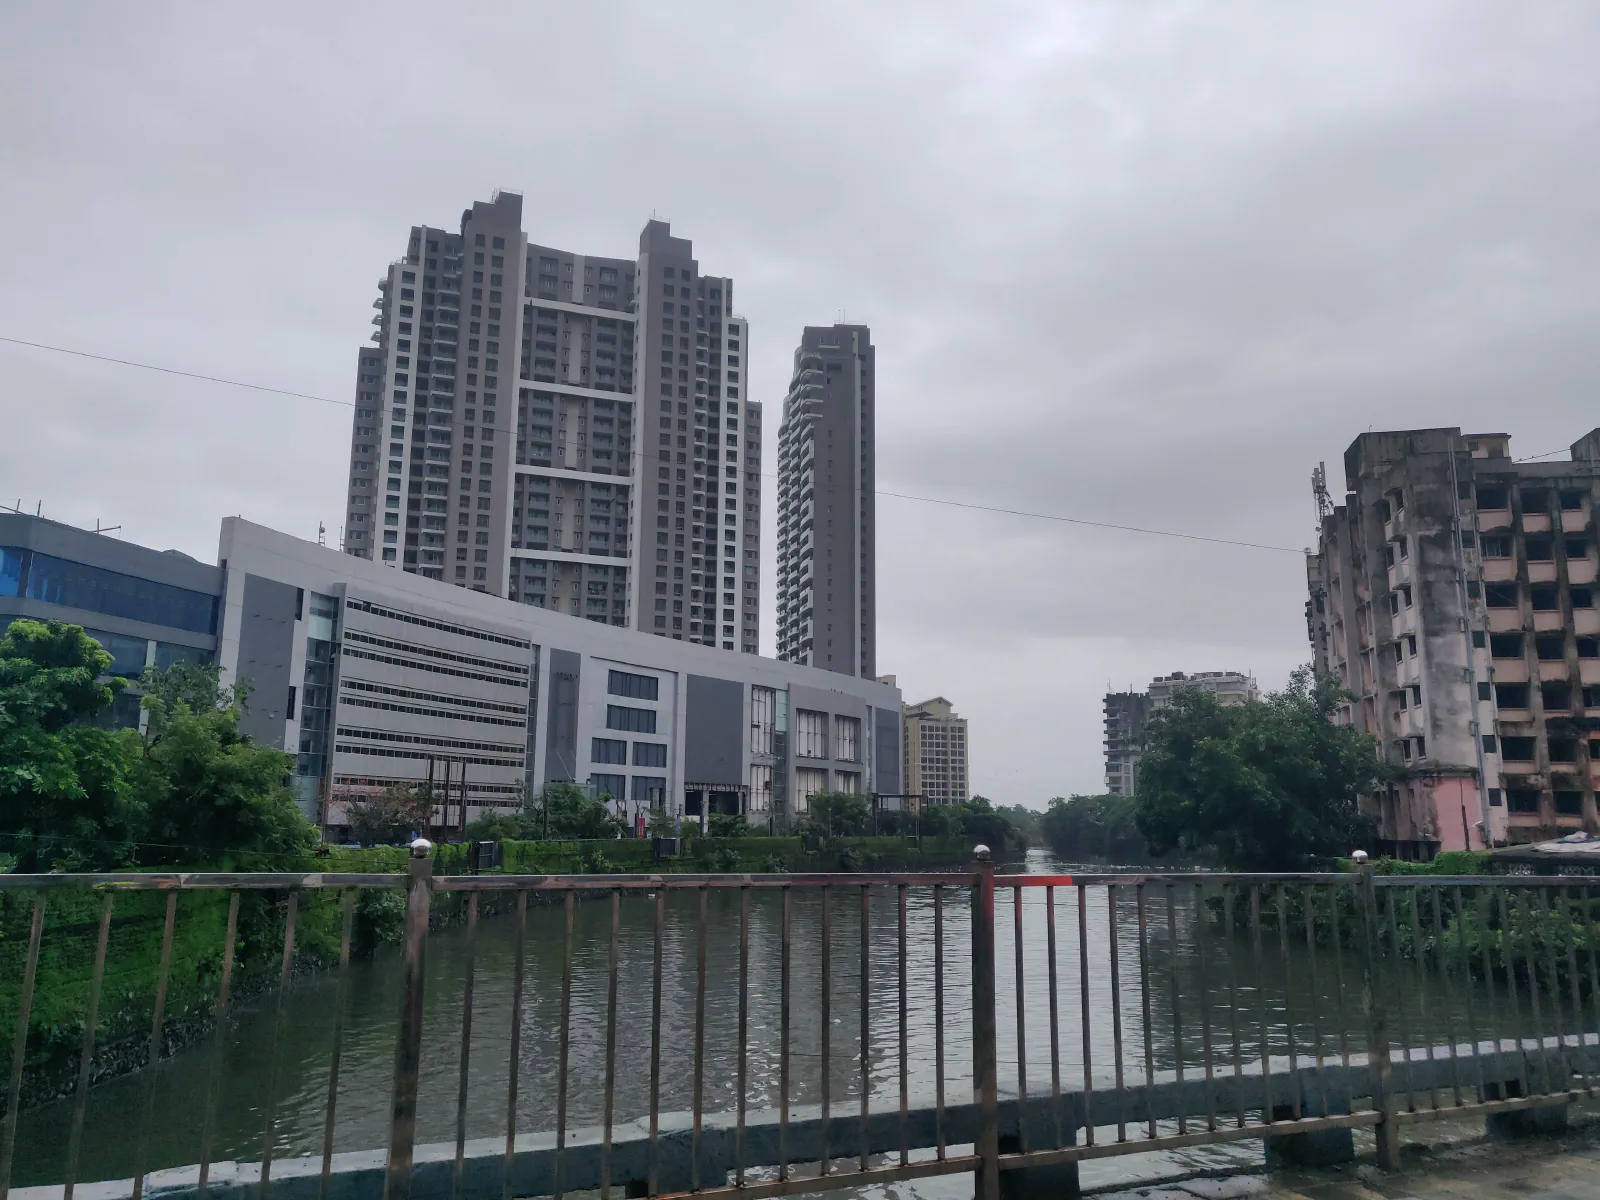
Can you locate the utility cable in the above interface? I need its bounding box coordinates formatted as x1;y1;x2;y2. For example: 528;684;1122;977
2;333;1305;555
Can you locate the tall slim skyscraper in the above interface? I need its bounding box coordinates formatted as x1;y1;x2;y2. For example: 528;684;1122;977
774;324;875;676
341;192;760;652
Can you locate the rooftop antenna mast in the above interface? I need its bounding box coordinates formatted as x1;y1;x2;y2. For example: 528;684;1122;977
317;521;327;547
1311;462;1333;526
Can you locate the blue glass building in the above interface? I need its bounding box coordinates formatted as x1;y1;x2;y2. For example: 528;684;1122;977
0;513;223;728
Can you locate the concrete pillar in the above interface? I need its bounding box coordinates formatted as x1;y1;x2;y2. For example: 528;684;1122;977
1484;1080;1568;1137
998;1129;1078;1200
1263;1104;1355;1168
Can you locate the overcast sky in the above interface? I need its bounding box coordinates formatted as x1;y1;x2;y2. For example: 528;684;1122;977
4;1;1599;805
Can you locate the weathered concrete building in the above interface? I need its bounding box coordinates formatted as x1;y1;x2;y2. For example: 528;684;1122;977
1306;427;1600;855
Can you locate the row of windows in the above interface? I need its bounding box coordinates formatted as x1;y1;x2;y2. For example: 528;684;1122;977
591;737;668;767
1;546;218;634
341;645;528;691
343;629;529;678
791;710;863;761
1474;487;1588;512
1482;583;1594;609
338;694;527;730
334;744;524;769
1474;534;1589;560
334;773;525;798
607;668;660;701
606;704;657;733
340;677;526;717
345;597;532;650
335;724;526;756
1483;632;1599;659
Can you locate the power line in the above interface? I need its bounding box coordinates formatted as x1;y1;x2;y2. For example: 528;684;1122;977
2;333;1303;555
0;335;350;408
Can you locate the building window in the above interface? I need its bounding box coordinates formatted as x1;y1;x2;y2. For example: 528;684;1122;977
607;669;660;700
1555;791;1584;816
8;548;218;634
794;767;828;811
592;774;626;802
1501;736;1537;761
834;715;861;762
632;741;667;768
1489;633;1524;658
1507;789;1540;814
750;686;776;755
1495;683;1530;709
591;737;627;765
606;704;657;734
793;709;828;758
1484;582;1518;608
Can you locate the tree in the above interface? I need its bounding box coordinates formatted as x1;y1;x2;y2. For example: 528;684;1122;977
960;795;1021;853
1135;666;1384;870
645;805;678;838
805;790;869;838
1039;794;1153;863
920;802;966;838
536;782;625;840
130;662;314;867
708;812;750;838
0;619;140;870
344;782;434;846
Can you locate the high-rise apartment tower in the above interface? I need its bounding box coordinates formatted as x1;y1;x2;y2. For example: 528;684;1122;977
774;324;875;675
341;192;761;653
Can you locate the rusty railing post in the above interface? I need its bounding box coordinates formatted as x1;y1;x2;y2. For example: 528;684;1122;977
384;838;434;1200
1356;852;1400;1170
971;844;1000;1200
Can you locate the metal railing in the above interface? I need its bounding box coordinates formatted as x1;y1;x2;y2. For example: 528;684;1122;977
1;849;1598;1200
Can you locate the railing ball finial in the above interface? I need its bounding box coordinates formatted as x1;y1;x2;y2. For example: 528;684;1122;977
410;837;434;859
973;843;992;861
1351;849;1368;864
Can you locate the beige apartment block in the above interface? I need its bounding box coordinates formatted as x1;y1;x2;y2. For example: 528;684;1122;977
1306;427;1600;856
901;695;969;806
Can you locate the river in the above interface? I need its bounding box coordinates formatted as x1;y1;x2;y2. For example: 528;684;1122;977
11;852;1498;1193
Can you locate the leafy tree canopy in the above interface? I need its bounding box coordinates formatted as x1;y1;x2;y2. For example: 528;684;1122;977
805;790;869;838
0;620;139;870
344;782;434;846
1134;666;1383;871
0;622;314;871
132;661;312;867
1039;794;1153;863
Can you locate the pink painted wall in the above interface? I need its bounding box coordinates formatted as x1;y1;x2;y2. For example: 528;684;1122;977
1427;776;1485;851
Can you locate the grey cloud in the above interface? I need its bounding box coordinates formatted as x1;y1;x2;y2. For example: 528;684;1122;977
4;0;1600;801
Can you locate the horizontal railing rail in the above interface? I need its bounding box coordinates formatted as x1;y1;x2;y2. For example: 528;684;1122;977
2;850;1599;1200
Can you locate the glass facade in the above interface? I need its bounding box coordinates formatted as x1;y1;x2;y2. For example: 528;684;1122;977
84;628;150;677
0;548;21;599
296;593;338;812
1;546;217;634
